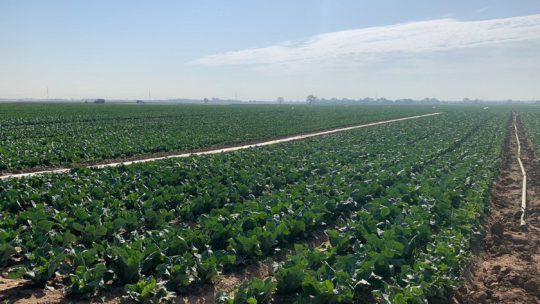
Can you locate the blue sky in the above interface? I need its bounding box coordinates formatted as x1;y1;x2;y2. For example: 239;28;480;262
1;0;540;100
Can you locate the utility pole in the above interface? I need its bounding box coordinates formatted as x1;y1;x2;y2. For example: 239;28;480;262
46;86;49;99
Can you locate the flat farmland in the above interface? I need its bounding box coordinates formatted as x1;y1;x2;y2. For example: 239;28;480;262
1;105;539;303
0;104;432;173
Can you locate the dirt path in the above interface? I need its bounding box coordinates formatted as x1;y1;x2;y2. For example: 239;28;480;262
454;113;540;303
0;113;441;180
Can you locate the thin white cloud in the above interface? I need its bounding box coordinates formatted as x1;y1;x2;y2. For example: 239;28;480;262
474;7;489;14
187;14;540;68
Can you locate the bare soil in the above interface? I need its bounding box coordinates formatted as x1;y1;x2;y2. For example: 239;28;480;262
453;114;540;304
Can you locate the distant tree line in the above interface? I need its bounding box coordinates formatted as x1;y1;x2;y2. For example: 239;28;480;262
302;95;534;105
304;95;442;105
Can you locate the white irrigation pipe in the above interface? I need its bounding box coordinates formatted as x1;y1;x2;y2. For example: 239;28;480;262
513;114;527;226
0;112;441;180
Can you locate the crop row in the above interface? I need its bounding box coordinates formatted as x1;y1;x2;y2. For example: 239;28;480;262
0;104;432;171
519;108;540;156
226;111;507;303
0;109;507;303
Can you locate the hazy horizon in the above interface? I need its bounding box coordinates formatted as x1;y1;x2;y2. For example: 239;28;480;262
2;1;540;101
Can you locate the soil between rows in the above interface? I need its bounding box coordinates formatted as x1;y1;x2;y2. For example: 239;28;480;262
453;113;540;304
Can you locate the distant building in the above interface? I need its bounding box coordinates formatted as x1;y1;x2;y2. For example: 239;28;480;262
94;98;105;104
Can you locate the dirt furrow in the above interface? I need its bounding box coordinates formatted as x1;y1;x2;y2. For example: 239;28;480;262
454;113;540;303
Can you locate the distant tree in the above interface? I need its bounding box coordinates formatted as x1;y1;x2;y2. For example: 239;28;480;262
277;97;284;104
203;98;209;104
306;94;318;104
94;98;105;104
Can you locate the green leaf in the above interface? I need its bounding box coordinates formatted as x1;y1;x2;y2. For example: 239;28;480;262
7;266;26;279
